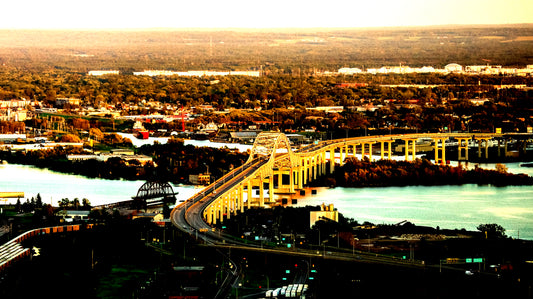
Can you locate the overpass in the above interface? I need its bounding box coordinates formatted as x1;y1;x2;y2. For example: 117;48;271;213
171;131;531;231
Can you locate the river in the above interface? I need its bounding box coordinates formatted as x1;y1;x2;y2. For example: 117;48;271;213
1;136;532;239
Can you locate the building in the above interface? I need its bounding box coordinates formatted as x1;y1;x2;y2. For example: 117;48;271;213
133;70;260;77
88;70;119;76
338;68;363;75
56;210;90;222
229;131;258;143
67;153;153;165
306;106;344;113
310;203;339;228
55;98;81;106
189;173;211;185
444;63;463;73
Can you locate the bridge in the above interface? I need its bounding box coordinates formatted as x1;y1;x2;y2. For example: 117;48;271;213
172;131;532;231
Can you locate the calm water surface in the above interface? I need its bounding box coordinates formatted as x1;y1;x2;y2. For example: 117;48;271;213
296;185;533;240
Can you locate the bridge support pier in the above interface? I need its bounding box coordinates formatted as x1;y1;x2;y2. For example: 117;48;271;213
329;149;335;174
457;137;470;161
361;142;373;160
404;139;417;161
269;176;274;203
497;139;508;157
380;141;392;160
434;138;446;165
476;137;490;159
247;180;252;209
313;156;318;181
303;158;308;186
259;180;265;207
238;185;244;213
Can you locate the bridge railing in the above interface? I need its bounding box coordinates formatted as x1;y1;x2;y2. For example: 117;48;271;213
0;223;95;272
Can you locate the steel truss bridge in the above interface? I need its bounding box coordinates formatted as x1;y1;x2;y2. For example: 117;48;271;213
172;131;531;231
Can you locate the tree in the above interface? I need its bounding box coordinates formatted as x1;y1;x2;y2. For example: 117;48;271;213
82;198;91;209
477;223;506;239
35;193;43;208
15;198;21;212
72;198;80;210
59;134;82;143
59;198;70;209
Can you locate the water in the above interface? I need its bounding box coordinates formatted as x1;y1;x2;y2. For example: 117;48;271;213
2;162;532;239
296;185;533;240
0;163;201;207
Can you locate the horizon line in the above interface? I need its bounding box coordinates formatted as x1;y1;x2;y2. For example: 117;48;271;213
1;23;532;32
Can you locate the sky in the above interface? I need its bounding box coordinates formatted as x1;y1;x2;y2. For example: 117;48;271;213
0;0;532;29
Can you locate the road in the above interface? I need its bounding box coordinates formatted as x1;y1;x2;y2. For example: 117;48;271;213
170;135;442;268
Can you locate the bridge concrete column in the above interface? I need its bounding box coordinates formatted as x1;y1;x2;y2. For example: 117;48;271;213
218;201;223;222
353;144;357;157
303;158;308;185
344;144;348;160
289;168;295;193
329;149;335;174
205;207;211;225
322;150;327;174
225;195;230;220
206;207;212;225
238;185;244;213
297;166;303;189
380;141;392;160
313;156;318;180
209;207;215;225
497;139;509;158
269;176;274;203
476;138;489;159
457;138;470;161
259;179;265;207
247;180;252;209
316;154;321;176
404;139;417;161
434;138;446;165
363;142;373;160
213;203;218;224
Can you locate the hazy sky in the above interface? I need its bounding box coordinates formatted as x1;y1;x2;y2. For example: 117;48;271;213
1;0;532;29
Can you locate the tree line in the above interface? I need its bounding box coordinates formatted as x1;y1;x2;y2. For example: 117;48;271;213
323;157;533;187
0;139;249;184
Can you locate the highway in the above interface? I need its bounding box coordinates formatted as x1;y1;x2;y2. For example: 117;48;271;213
171;131;533;272
170;133;434;268
172;157;269;244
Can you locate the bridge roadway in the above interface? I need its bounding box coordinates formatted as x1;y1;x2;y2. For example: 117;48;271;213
172;132;525;266
171;131;533;269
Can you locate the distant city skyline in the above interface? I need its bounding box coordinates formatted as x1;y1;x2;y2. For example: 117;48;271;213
1;0;532;29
